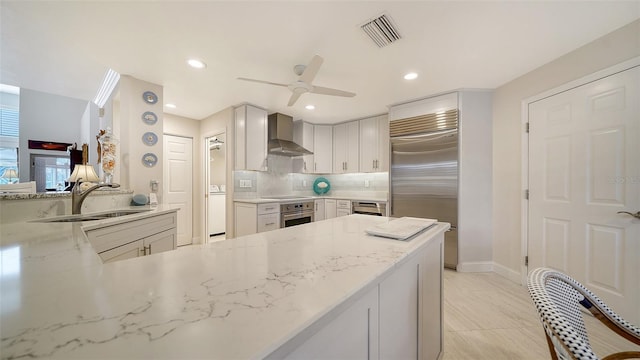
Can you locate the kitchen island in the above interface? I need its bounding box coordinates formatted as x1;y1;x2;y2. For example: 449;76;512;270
0;213;447;359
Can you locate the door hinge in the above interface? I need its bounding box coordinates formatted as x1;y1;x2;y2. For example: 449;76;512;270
525;256;529;267
525;122;530;133
525;189;529;200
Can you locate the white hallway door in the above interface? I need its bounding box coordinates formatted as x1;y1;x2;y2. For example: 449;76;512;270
164;135;193;246
528;65;639;324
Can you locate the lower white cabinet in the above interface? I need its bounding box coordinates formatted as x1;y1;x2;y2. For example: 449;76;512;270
234;202;280;237
272;230;444;359
85;211;178;264
314;199;325;222
324;199;337;219
336;199;351;217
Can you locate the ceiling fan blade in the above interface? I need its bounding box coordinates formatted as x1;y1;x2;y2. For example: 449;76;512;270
237;77;288;87
311;85;356;97
287;91;303;106
298;55;323;84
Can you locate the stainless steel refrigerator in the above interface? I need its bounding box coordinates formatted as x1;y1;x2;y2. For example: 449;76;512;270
390;127;458;269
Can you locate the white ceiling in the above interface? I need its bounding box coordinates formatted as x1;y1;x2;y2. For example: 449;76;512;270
2;1;639;124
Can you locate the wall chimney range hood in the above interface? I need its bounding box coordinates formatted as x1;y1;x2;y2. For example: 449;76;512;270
268;113;313;157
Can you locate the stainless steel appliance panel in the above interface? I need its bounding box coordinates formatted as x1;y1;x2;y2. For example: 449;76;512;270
390;129;458;269
352;201;387;216
280;201;314;228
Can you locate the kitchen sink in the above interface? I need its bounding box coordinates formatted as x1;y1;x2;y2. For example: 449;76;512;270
31;209;151;223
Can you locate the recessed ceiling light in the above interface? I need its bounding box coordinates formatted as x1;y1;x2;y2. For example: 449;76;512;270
305;105;315;110
187;59;206;69
165;103;176;109
404;72;418;80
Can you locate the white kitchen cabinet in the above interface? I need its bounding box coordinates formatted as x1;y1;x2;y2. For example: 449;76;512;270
278;229;444;359
324;199;336;219
257;203;280;233
312;125;332;173
85;211;178;263
332;121;359;173
293;121;314;173
314;199;325;222
235;104;268;171
336;199;351;217
359;114;389;172
234;202;280;237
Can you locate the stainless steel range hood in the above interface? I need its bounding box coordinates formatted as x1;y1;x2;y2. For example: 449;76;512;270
268;113;313;156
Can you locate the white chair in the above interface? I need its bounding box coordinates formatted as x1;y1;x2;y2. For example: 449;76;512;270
0;181;37;193
528;267;640;360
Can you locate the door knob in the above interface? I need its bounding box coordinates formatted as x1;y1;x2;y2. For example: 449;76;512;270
617;211;640;219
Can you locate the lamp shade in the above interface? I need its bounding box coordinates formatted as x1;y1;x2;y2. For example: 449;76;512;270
68;164;99;183
2;169;18;180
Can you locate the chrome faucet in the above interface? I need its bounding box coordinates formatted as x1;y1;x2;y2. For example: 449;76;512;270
71;178;121;214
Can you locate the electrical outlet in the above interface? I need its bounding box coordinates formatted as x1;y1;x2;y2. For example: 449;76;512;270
364;180;370;188
303;180;307;187
239;179;252;188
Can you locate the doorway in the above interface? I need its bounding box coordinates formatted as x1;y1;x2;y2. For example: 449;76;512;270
206;133;226;241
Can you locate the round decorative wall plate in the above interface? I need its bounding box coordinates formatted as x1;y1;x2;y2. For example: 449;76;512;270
142;153;158;167
142;132;158;146
142;111;158;125
142;91;158;104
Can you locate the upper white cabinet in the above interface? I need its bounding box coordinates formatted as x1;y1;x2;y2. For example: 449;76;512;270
333;121;359;173
293;121;314;173
313;125;333;173
235;104;268;171
359;114;389;172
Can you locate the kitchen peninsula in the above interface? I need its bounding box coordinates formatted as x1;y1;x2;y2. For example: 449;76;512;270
0;214;447;359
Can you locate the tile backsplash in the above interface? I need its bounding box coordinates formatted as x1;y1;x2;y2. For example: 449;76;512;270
233;154;388;199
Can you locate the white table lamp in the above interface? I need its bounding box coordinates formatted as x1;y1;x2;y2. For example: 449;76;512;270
2;169;18;183
68;164;99;183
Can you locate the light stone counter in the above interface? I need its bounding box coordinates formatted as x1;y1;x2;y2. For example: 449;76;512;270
1;213;447;359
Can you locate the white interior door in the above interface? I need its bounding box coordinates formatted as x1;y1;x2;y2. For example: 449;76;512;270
163;135;193;247
528;66;639;323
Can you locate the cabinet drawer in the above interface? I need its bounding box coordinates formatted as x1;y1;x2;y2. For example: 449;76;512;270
99;239;143;263
258;213;280;232
86;212;177;254
258;203;280;215
336;200;351;209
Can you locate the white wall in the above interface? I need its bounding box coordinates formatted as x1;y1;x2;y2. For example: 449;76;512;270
492;19;640;280
18;88;88;182
200;106;234;239
114;75;163;198
164;112;201;244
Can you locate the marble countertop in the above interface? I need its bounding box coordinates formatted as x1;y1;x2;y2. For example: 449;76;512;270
1;213;447;359
0;188;133;201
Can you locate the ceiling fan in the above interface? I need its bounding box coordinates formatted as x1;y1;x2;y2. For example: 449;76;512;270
237;55;356;106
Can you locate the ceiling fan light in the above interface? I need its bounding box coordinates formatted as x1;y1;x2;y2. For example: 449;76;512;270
404;72;418;80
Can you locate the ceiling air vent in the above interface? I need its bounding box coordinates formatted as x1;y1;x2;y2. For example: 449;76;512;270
360;13;401;48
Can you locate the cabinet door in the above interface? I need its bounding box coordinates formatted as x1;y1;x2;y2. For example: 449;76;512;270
235;105;268;171
333;123;347;173
325;199;337;219
246;105;268;171
257;213;280;232
314;199;325;221
235;203;258;237
100;240;143;263
313;125;332;173
283;285;379;360
359;115;389;172
345;121;359;172
145;228;177;255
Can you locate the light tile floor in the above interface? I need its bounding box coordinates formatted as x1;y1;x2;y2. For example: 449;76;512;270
442;270;640;359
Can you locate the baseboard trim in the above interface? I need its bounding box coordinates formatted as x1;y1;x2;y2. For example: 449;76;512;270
492;262;523;284
456;261;493;273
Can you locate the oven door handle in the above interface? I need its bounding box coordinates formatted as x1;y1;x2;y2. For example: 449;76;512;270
282;211;314;221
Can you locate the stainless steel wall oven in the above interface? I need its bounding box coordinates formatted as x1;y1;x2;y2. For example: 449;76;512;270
280;201;314;228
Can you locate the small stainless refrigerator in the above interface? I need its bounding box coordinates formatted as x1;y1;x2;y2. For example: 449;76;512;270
390;126;458;269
